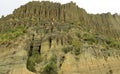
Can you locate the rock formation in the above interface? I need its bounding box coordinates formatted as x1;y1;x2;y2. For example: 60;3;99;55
0;1;120;74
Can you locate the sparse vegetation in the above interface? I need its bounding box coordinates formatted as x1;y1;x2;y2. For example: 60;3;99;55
42;55;57;74
27;50;42;72
74;47;81;55
62;46;72;53
105;38;120;48
42;61;57;74
0;1;120;74
83;33;97;44
0;26;25;43
71;39;82;55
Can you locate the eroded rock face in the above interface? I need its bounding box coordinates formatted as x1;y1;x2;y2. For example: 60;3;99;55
25;27;120;74
0;34;34;74
0;1;120;74
9;66;35;74
59;52;120;74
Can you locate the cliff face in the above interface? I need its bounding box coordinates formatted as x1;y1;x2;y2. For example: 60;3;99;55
0;1;120;41
0;1;120;74
13;1;81;22
88;13;120;41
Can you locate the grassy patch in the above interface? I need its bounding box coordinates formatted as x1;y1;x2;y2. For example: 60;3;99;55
83;33;96;44
0;26;25;43
42;55;57;74
42;61;57;74
27;50;42;72
106;39;120;48
62;46;72;53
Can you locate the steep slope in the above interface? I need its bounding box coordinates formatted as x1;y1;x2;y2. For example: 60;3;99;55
0;1;120;74
0;33;34;74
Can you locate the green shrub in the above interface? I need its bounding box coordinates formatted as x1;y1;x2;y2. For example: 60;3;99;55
27;56;36;72
74;48;81;55
42;55;57;74
71;40;81;55
62;47;72;53
106;39;120;48
50;55;57;63
27;50;41;72
109;41;120;48
42;61;57;74
83;33;98;44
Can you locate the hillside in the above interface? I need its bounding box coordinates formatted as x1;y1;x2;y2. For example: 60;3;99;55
0;1;120;74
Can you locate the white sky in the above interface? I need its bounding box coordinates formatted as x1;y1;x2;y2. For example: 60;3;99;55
0;0;120;17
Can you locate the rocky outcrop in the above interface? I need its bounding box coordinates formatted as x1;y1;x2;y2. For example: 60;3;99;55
0;1;120;41
9;67;35;74
0;1;120;74
0;34;34;74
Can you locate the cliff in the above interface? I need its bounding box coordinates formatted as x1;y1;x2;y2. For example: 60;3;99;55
0;1;120;74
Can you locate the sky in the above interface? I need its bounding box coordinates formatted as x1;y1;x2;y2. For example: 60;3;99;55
0;0;120;17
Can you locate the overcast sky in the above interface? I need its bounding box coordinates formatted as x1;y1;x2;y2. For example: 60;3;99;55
0;0;120;17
